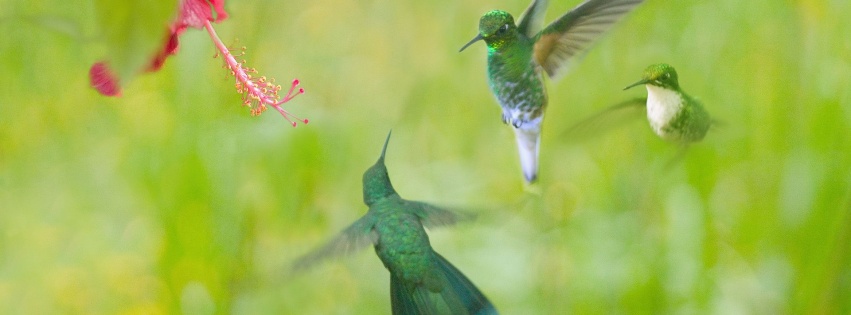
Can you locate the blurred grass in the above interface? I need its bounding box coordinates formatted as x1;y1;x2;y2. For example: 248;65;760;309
1;0;850;313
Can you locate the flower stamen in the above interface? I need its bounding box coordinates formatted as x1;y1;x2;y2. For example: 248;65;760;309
205;20;307;127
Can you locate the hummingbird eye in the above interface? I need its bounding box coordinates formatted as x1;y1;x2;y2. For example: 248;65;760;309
497;24;509;34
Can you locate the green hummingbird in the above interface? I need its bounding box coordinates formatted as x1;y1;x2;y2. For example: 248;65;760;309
459;0;644;183
294;132;497;315
623;63;711;144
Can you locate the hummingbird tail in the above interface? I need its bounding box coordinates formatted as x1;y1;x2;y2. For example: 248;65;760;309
513;127;541;183
390;253;497;315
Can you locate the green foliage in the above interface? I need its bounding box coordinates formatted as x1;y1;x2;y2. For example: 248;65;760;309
0;0;849;314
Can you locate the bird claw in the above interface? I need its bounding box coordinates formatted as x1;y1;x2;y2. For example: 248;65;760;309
501;114;523;128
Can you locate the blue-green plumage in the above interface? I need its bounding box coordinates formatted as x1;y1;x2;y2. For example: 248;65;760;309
461;0;644;183
295;132;497;315
391;252;495;315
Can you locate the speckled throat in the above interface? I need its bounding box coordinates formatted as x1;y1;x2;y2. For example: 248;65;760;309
486;42;547;129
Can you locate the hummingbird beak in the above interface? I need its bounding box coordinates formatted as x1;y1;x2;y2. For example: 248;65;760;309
623;79;649;90
379;130;392;163
459;34;483;52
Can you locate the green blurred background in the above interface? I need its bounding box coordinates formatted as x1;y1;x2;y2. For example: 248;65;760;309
1;0;850;313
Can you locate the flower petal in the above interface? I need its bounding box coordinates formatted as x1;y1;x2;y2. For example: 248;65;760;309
147;32;181;72
89;61;122;96
89;1;230;97
177;0;229;30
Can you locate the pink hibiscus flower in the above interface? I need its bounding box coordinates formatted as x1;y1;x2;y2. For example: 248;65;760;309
90;0;307;126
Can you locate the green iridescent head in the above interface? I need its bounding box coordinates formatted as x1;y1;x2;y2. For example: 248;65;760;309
362;131;397;206
479;10;515;39
624;64;680;90
459;10;516;52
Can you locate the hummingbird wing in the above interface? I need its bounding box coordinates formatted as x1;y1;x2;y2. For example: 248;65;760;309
561;97;646;142
516;0;549;38
292;215;378;271
533;0;643;80
409;201;476;229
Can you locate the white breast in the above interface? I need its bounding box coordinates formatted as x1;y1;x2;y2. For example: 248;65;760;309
645;85;683;136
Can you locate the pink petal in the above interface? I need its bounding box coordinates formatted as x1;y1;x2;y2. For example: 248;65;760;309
147;32;181;72
89;62;122;97
177;0;229;30
89;0;230;97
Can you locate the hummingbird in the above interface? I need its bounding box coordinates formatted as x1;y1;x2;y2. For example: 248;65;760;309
459;0;644;183
294;132;497;315
623;63;711;144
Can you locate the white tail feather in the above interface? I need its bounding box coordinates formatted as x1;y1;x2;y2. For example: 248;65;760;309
513;128;540;183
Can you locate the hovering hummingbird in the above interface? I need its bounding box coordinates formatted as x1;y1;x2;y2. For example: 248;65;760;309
623;63;711;144
294;132;497;315
459;0;644;183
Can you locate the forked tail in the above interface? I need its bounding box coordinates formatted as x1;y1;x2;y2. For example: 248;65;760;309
390;253;497;315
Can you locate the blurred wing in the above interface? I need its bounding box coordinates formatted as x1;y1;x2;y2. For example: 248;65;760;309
691;95;723;129
534;0;643;80
516;0;549;38
561;97;646;142
409;201;476;229
292;216;378;271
